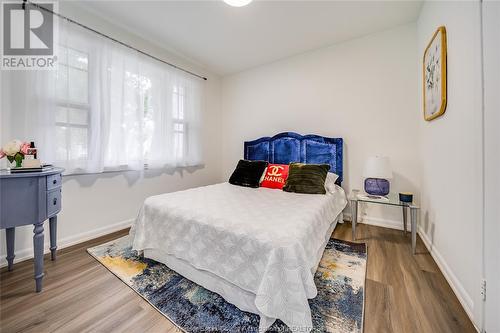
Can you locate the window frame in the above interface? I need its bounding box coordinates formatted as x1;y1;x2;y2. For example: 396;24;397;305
172;85;188;159
55;44;91;163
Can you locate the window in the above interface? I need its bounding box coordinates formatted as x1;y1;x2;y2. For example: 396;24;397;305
55;45;90;163
7;21;204;174
2;21;203;174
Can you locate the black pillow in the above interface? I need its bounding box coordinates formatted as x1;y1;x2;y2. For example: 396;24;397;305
283;163;330;194
229;160;268;188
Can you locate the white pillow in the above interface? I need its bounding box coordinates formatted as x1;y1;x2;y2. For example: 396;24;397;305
325;172;340;194
259;166;268;183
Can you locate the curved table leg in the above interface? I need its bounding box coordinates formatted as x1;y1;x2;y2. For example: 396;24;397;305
6;228;15;271
49;216;57;261
33;222;45;292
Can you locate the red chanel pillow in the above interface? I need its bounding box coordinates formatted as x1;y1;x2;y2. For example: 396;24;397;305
260;164;289;189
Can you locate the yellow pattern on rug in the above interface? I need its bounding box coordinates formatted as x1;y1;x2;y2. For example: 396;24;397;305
99;255;147;280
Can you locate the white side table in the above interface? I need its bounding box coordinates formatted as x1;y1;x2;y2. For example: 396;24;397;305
349;192;419;254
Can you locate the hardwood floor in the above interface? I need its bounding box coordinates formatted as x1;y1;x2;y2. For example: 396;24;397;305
0;223;476;333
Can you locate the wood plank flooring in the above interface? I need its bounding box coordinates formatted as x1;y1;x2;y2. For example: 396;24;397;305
0;223;476;333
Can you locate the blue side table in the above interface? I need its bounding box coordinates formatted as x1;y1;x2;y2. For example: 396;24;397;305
0;167;64;292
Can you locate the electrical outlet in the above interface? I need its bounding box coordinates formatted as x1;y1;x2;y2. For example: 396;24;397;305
480;279;487;301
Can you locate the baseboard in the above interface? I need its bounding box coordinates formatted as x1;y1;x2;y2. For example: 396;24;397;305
361;215;411;231
344;212;410;231
0;219;133;268
417;227;478;331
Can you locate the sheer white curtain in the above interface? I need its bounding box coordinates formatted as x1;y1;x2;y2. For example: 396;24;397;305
143;57;203;169
0;63;57;166
1;18;204;174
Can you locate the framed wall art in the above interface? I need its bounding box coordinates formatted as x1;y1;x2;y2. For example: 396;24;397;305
423;26;447;121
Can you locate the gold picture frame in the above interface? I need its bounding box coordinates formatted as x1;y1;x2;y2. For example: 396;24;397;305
423;26;447;121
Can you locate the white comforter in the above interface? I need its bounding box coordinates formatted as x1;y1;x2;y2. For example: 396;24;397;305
130;182;347;332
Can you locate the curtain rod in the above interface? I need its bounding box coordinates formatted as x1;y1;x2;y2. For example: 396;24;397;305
23;0;208;81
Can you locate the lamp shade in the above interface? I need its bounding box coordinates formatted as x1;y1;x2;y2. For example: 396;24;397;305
363;156;393;179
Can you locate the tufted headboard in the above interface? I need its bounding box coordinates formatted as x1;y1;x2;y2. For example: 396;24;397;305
244;132;343;185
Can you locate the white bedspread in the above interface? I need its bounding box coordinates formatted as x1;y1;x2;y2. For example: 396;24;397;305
130;182;347;332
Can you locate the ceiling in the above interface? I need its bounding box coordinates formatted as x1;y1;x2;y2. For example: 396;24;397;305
75;1;423;76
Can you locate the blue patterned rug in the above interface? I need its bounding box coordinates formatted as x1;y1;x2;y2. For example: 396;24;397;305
87;236;366;333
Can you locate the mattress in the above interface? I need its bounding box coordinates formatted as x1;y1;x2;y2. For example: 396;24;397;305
130;182;347;332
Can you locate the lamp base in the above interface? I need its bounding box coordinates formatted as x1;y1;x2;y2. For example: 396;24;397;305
364;178;390;196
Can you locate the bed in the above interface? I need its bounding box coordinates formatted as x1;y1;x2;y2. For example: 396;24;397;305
130;132;347;332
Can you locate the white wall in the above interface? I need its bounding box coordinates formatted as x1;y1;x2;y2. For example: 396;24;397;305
482;1;500;332
0;2;223;266
221;24;420;226
416;1;483;328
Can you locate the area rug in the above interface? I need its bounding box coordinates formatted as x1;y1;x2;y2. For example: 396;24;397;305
87;236;366;333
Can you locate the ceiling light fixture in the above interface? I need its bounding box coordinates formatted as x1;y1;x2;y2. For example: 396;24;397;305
223;0;253;7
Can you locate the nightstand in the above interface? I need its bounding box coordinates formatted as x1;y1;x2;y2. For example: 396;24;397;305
349;191;419;254
0;167;64;292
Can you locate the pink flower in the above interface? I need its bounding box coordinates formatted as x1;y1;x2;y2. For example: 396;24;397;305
20;142;30;155
0;149;5;159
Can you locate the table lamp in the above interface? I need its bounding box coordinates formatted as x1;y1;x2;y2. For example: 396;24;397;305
363;156;392;196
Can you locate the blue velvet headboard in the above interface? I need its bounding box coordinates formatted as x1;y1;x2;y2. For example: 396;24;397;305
244;132;343;185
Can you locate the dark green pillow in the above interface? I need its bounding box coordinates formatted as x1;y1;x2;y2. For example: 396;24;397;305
229;159;268;188
283;163;330;194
